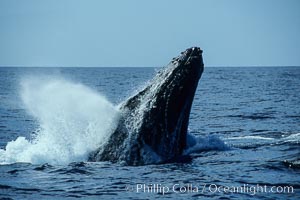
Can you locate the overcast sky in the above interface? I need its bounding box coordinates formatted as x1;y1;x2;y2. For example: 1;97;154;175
0;0;299;67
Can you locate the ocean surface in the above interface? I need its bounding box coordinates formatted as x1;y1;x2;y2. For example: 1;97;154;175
0;67;299;199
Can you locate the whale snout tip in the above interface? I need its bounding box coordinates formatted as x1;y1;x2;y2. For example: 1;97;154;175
190;47;203;54
181;47;203;58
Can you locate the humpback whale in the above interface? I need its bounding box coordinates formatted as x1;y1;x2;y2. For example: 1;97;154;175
88;47;204;165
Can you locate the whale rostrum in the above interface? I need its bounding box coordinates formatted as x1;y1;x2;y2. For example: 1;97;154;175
88;47;204;165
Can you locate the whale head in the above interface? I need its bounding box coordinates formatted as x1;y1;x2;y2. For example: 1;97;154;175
89;47;204;165
122;47;204;164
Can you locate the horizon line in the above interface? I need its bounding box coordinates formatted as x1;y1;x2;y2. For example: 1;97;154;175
0;65;300;68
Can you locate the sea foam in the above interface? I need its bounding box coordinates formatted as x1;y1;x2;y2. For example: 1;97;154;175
0;77;119;165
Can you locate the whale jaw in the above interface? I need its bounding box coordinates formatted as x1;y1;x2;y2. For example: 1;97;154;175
89;47;204;165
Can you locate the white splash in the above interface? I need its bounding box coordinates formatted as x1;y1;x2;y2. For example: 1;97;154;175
226;135;275;141
184;134;229;155
0;77;119;165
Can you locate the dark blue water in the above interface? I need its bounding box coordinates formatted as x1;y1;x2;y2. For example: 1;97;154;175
0;67;299;199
